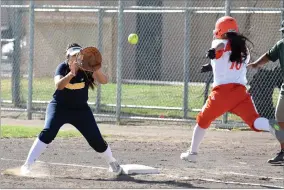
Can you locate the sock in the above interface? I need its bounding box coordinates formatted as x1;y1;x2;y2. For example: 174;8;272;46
189;124;206;153
24;138;47;165
254;117;270;132
99;145;116;164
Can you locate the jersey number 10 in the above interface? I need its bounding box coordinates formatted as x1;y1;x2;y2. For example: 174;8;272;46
229;62;242;70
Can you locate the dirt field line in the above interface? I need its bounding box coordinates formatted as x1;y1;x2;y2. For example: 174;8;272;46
0;157;108;170
161;167;284;181
2;157;283;189
188;168;284;181
3;157;283;181
161;174;284;189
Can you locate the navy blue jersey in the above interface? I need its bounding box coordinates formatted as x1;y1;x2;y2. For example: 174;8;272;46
51;61;91;107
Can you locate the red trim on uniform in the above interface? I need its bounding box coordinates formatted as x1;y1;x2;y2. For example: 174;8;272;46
224;42;231;52
215;50;224;59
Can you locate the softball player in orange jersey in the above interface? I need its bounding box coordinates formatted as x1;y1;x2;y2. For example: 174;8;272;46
180;16;274;162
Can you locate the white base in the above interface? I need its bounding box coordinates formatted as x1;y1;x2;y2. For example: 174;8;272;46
121;164;159;175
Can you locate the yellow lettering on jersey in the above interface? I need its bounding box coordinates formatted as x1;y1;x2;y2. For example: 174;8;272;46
65;82;85;90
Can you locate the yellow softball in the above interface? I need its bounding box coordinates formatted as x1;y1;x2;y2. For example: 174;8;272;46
128;33;139;45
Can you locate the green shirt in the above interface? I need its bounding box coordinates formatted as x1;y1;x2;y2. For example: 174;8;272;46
267;39;284;94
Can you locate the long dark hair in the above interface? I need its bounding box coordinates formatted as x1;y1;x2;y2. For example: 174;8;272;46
225;32;253;64
65;43;95;90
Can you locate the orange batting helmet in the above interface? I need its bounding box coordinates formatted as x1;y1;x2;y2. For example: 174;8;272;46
213;16;239;39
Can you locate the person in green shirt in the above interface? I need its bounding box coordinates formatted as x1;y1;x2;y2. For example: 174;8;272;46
248;21;284;164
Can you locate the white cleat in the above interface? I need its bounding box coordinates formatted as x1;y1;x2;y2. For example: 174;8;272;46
180;151;198;162
20;164;32;176
109;161;122;176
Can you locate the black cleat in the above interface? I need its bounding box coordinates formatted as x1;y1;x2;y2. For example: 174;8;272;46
267;151;284;164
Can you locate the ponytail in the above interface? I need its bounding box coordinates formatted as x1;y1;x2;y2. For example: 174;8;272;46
226;32;253;64
84;72;96;90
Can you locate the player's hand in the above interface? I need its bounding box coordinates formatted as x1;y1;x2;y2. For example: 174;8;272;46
206;48;216;59
69;61;79;76
92;68;108;84
201;63;213;73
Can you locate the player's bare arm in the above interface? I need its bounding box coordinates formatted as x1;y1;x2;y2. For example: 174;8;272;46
93;69;108;84
54;59;78;90
247;53;270;68
54;74;74;90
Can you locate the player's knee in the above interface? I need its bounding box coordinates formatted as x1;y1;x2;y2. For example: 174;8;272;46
197;122;210;129
88;138;108;153
38;129;57;144
196;114;211;129
253;117;269;132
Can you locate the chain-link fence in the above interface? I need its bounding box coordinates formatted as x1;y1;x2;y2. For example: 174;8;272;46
1;0;284;128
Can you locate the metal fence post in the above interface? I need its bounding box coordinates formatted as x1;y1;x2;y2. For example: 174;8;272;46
183;0;191;119
222;0;231;124
95;5;103;113
116;0;124;124
225;0;231;16
0;0;2;138
11;0;22;107
281;0;284;38
27;0;35;120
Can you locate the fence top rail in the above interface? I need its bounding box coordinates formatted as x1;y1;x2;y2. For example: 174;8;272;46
1;39;15;42
3;5;284;12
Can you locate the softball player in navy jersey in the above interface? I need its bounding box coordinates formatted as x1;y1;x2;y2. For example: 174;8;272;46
20;43;122;175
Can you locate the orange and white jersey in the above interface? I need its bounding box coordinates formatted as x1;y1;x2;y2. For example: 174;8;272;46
211;39;250;87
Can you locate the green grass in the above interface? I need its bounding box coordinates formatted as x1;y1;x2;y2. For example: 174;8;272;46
1;125;83;138
1;78;206;118
1;78;204;107
1;78;281;119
